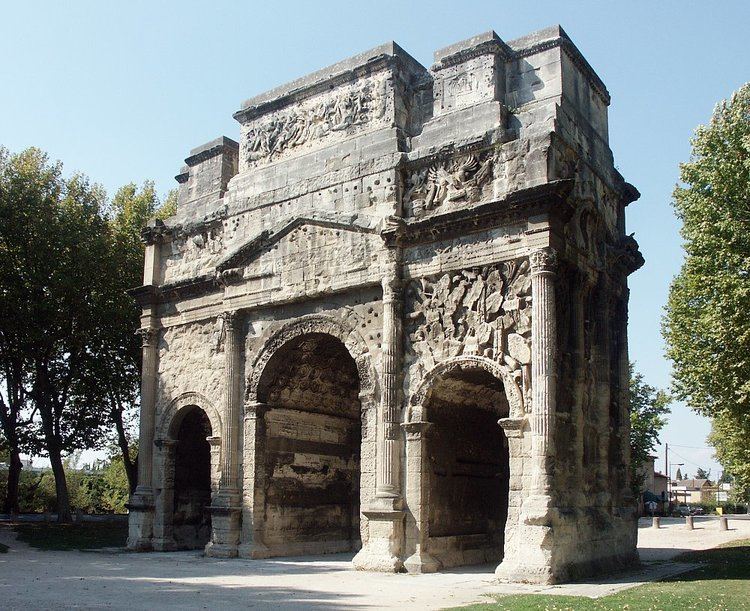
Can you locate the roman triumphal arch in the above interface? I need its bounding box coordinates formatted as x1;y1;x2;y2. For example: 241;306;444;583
127;26;644;583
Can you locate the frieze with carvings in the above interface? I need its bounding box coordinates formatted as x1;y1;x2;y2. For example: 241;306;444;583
404;152;493;217
242;83;383;165
405;260;532;407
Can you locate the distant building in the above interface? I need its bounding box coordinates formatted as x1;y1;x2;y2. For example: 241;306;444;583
671;478;713;504
639;457;668;514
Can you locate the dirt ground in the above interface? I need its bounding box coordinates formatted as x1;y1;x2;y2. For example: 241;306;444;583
0;516;748;610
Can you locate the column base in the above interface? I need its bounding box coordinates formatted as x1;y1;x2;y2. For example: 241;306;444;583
206;492;241;558
238;541;271;559
352;497;405;572
404;549;441;574
126;488;154;551
152;537;177;552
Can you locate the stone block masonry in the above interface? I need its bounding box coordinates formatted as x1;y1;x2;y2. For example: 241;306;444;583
128;24;644;584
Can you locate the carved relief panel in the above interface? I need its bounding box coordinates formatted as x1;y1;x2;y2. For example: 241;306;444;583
241;77;388;168
403;151;493;218
405;259;532;407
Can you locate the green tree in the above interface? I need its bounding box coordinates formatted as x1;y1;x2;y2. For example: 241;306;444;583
0;147;112;521
630;364;671;495
663;82;750;502
675;467;683;481
695;467;711;480
82;182;174;493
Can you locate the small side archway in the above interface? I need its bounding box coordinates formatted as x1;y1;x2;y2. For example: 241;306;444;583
404;356;517;573
152;392;223;552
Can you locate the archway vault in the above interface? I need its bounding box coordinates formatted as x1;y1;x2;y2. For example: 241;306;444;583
409;355;524;422
246;313;378;406
157;391;223;442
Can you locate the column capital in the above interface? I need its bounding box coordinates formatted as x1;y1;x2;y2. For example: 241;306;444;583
401;420;432;441
220;310;242;332
244;401;268;420
154;438;177;451
529;247;558;275
136;326;159;348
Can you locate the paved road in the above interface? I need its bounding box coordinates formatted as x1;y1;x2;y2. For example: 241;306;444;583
1;516;748;610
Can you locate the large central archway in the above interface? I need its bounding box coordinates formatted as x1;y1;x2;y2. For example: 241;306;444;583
255;332;363;556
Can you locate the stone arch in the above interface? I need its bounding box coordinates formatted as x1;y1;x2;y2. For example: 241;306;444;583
243;313;375;558
409;355;523;422
152;391;221;552
157;391;223;442
246;313;377;405
403;354;516;572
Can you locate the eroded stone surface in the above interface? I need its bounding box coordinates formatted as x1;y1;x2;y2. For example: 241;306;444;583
129;25;643;584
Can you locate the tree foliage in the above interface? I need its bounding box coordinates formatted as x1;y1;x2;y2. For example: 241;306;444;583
630;364;671;494
0;146;174;519
663;82;750;500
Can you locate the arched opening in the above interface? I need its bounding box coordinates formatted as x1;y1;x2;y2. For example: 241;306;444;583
172;407;213;549
424;365;510;568
257;332;362;556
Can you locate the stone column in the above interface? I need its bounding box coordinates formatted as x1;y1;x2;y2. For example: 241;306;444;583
496;247;558;584
353;248;405;572
206;310;242;558
402;421;440;574
127;326;159;551
529;247;558;498
376;271;403;499
152;439;177;551
239;401;270;558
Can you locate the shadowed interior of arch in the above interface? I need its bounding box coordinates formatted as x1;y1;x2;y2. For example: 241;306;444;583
257;332;362;556
424;365;510;569
172;406;213;549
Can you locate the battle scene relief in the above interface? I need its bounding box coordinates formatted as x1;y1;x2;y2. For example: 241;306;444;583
405;259;532;409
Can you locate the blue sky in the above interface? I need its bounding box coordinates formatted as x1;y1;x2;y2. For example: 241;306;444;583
3;1;749;477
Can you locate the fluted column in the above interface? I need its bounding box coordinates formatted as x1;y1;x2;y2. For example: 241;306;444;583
376;266;403;498
127;326;159;550
219;310;242;496
529;248;558;495
206;310;242;558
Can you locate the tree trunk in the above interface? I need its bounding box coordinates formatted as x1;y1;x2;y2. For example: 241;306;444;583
113;408;137;494
47;440;72;523
3;447;22;515
38;396;72;523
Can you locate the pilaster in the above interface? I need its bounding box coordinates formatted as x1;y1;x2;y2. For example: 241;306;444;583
127;326;159;551
206;310;242;558
402;421;440;574
239;401;271;559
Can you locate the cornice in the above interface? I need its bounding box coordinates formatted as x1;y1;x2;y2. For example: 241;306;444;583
383;179;574;246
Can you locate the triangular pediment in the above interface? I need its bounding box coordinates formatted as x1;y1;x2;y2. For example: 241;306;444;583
216;215;376;273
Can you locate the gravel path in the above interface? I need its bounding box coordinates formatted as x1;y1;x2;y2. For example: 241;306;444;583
0;516;748;610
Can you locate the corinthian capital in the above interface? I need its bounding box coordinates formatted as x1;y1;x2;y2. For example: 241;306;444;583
220;310;241;332
136;327;159;348
529;247;558;274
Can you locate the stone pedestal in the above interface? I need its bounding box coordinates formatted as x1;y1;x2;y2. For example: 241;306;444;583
352;497;405;572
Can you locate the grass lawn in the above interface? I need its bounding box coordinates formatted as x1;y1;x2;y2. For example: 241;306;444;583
12;521;128;551
459;539;750;611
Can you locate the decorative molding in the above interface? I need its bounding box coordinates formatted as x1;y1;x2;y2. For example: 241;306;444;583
245;313;377;404
156;391;223;442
